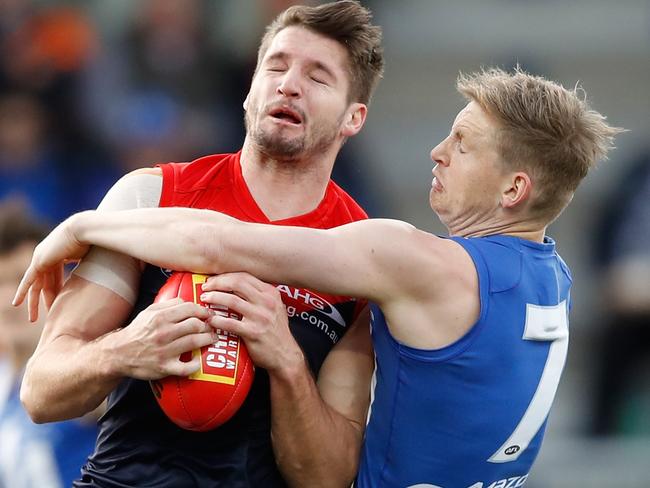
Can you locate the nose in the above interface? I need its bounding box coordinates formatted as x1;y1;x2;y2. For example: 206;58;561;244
430;139;449;168
276;68;301;98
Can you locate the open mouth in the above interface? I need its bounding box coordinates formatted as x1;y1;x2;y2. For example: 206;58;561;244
269;106;303;125
431;175;443;192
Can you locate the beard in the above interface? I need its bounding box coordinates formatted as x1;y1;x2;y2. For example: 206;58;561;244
245;105;343;160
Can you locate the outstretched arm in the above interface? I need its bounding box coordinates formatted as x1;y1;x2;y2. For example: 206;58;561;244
15;207;429;310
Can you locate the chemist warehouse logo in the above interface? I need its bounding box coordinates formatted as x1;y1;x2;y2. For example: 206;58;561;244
276;285;348;342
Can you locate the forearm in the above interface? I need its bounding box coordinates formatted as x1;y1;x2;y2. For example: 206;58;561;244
68;208;378;299
69;208;311;283
21;276;135;423
69;208;232;274
270;360;363;487
22;331;121;423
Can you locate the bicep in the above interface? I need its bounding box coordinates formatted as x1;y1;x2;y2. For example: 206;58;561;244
316;306;373;430
313;220;452;307
227;218;419;303
38;275;134;347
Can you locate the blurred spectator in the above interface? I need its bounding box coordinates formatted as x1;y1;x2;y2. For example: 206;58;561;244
0;202;99;488
0;2;117;224
0;91;114;225
591;149;650;436
0;1;97;149
82;0;253;172
128;0;225;106
0;91;74;223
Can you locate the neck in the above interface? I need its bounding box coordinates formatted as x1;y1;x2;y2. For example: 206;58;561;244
447;213;547;242
240;138;337;221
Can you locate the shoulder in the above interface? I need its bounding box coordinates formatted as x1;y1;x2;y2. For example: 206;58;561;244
158;153;237;191
127;167;162;177
359;226;480;348
407;231;477;295
98;168;163;211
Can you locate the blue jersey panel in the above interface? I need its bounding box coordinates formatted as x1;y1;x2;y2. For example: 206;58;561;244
357;235;572;488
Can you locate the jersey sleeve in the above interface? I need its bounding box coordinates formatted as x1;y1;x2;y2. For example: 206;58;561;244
72;173;162;305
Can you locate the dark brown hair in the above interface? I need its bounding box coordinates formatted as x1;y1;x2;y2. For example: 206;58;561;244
257;1;384;105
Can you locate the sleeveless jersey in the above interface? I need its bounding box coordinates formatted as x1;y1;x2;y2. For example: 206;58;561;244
357;235;571;488
77;152;367;488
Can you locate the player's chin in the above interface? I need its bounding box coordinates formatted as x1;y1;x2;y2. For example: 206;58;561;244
260;136;306;159
428;193;447;216
428;189;439;208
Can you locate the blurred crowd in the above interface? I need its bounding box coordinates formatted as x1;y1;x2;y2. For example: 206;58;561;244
590;148;650;438
0;0;259;226
0;202;98;487
0;0;648;486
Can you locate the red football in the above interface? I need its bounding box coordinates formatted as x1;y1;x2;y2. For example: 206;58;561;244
150;272;255;431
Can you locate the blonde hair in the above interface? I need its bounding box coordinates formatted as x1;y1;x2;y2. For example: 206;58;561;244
457;67;624;221
256;1;384;105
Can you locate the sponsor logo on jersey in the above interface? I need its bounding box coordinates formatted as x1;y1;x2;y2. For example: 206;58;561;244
408;474;528;488
504;445;520;456
276;285;353;344
485;475;528;488
276;284;347;327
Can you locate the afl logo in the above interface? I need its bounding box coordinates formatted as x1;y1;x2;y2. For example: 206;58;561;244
504;445;520;456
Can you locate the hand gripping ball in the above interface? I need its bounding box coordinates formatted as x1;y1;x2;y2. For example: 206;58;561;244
150;272;255;431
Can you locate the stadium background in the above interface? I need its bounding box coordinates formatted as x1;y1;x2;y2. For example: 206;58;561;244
1;0;648;486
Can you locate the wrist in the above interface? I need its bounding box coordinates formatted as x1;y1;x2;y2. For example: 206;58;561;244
67;210;92;245
269;346;308;385
94;329;127;380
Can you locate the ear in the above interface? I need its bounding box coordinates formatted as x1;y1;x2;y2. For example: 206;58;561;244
501;171;532;209
341;103;367;137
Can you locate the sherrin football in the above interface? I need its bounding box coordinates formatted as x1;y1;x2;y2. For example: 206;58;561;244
150;272;255;431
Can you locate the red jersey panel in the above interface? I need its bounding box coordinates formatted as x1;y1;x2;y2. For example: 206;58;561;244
158;151;367;227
